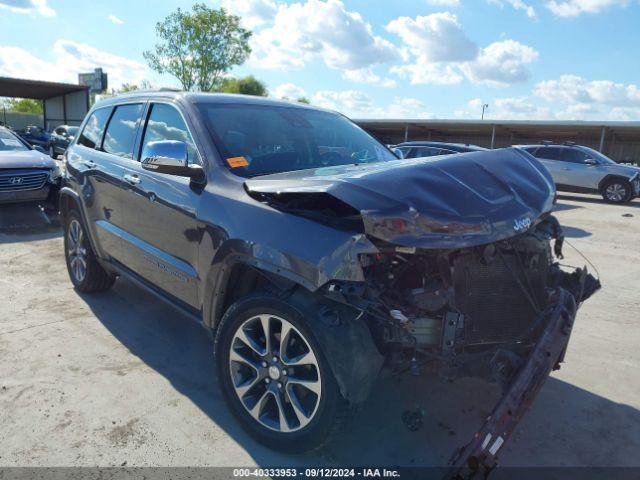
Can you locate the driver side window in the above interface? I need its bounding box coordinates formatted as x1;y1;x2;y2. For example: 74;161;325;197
141;103;200;164
561;148;591;164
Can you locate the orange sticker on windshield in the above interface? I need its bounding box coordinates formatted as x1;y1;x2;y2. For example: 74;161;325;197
226;156;249;168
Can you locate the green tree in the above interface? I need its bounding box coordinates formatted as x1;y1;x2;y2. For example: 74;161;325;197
108;80;153;96
2;98;43;115
144;4;251;92
296;97;310;104
218;76;267;96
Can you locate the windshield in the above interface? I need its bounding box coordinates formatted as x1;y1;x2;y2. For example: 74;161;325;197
197;103;397;177
0;129;29;152
581;146;617;165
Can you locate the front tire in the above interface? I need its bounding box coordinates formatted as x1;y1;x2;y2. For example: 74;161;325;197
214;292;348;453
601;178;632;204
63;210;115;292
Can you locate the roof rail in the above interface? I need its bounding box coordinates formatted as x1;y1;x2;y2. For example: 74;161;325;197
563;140;576;146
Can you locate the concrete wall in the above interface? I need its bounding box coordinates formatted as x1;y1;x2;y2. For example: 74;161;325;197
0;111;42;130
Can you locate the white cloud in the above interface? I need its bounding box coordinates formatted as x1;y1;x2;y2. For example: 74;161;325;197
272;83;307;100
0;0;54;16
545;0;629;17
455;97;552;120
343;68;396;88
310;89;432;118
0;40;149;89
426;0;461;6
454;75;640;121
461;40;538;87
108;14;124;25
385;12;480;86
248;0;398;71
221;0;278;29
391;61;464;85
535;74;640;107
386;12;477;63
488;0;537;18
386;12;536;87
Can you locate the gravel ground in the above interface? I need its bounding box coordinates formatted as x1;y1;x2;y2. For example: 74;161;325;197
0;195;639;468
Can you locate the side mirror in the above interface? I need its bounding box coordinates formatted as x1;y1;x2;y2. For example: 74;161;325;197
584;158;597;166
141;140;204;180
33;145;46;154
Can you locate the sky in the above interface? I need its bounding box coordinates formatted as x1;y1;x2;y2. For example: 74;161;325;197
0;0;639;121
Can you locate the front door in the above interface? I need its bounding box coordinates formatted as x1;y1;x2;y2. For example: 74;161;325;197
119;102;204;307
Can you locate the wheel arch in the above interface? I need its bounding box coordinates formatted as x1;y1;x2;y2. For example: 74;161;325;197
598;174;632;192
58;186;107;260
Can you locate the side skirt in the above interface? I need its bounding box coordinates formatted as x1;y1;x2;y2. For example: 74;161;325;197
104;259;206;328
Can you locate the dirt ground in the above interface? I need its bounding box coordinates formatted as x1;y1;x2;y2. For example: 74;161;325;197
0;194;639;468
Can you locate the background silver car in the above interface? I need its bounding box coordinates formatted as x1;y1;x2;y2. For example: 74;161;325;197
515;143;640;204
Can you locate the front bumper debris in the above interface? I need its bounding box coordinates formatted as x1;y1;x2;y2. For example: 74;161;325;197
447;288;577;479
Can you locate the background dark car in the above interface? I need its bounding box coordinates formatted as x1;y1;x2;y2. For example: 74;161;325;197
0;126;61;208
17;125;51;148
393;141;487;159
48;125;79;158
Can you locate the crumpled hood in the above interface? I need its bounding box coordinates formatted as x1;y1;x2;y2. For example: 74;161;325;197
245;148;556;249
0;149;56;170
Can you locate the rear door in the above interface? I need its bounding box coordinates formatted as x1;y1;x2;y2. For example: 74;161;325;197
66;106;130;261
119;102;203;307
528;147;565;185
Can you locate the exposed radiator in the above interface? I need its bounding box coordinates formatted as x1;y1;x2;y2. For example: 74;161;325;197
452;244;549;344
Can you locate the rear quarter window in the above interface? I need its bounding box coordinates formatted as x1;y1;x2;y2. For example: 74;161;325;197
78;108;112;149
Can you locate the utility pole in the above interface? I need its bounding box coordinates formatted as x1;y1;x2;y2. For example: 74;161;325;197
481;103;489;120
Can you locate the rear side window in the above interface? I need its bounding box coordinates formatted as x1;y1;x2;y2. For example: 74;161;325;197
414;147;444;157
103;104;144;159
78;108;111;149
533;147;561;160
141;103;199;163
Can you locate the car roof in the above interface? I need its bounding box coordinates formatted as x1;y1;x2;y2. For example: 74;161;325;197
514;144;585;150
93;91;331;113
396;141;487;151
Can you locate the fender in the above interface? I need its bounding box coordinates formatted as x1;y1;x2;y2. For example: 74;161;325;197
202;247;319;330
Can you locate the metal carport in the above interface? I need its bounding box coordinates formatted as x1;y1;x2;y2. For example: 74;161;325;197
355;119;640;164
0;76;89;130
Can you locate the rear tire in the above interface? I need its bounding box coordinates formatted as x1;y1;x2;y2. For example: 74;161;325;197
601;178;632;204
214;292;349;453
63;210;115;292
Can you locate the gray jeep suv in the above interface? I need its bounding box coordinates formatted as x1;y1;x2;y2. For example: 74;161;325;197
59;92;598;475
515;143;640;204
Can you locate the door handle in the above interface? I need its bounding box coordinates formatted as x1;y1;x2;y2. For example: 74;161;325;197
124;174;141;185
83;160;97;169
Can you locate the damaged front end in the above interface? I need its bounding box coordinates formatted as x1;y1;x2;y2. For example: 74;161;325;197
323;215;599;478
245;149;600;476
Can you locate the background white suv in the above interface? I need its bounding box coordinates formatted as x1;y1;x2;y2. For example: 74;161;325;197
516;143;640;204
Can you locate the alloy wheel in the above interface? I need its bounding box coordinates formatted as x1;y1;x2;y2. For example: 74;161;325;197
67;219;88;283
605;183;626;202
228;314;322;433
